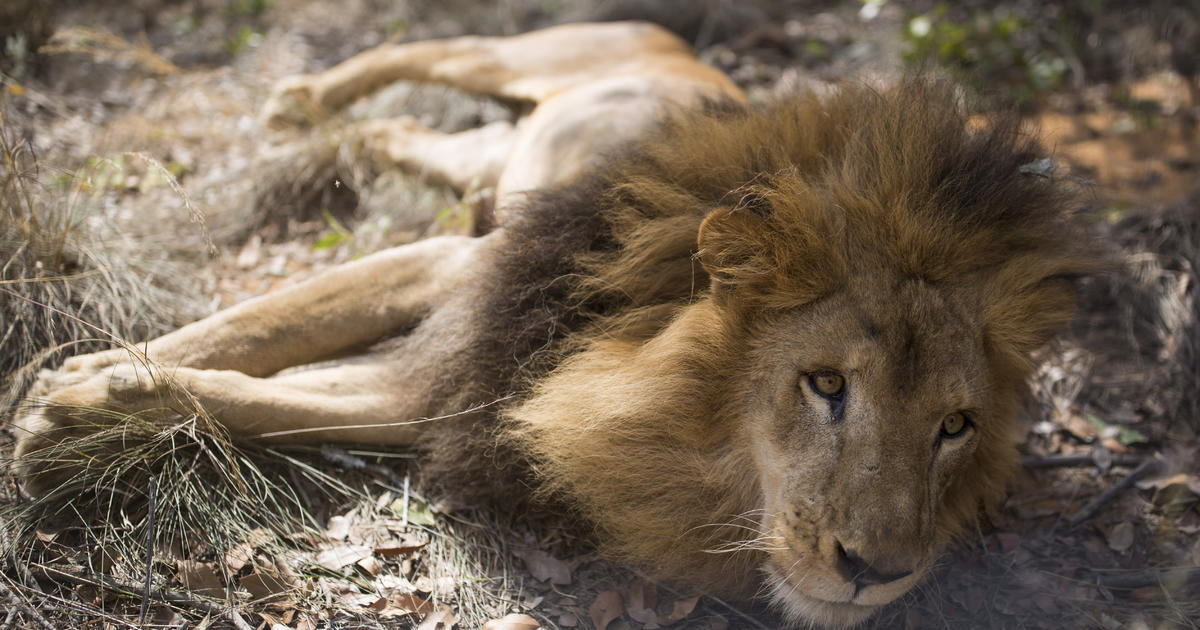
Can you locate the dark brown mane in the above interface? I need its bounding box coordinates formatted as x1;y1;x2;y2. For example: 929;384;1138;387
420;80;1098;596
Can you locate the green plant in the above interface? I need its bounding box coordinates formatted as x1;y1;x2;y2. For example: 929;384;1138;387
903;4;1069;107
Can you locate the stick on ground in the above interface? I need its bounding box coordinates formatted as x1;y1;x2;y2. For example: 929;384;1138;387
1067;459;1159;527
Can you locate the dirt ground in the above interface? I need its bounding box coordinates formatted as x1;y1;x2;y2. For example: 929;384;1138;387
1;1;1198;629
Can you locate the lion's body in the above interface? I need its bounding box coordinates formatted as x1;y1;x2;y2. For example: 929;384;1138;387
13;22;1095;627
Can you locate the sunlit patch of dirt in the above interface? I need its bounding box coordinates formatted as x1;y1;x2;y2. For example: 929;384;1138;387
1038;75;1200;206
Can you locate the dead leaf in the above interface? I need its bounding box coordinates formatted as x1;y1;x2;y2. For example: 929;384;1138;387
239;571;293;601
371;593;434;618
558;613;579;627
514;549;571;585
1033;593;1059;614
1105;521;1135;553
391;497;437;526
373;574;418;593
663;596;700;624
337;592;379;608
176;560;225;598
326;514;352;540
414;575;459;595
1137;472;1200;494
357;555;382;576
416;604;457;630
225;541;254;572
996;532;1021;554
316;544;372;571
1128;585;1163;601
374;534;428;557
625;579;658;627
482;613;540;630
590;591;624;630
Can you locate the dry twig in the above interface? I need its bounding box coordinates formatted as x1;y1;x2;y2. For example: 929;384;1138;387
1021;454;1145;469
1067;459;1159;527
34;564;254;630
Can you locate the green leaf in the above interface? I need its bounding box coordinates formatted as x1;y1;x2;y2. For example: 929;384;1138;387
390;497;436;526
1084;413;1149;446
312;231;345;250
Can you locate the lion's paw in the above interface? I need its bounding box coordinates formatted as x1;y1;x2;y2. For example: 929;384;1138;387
262;74;326;130
12;362;159;497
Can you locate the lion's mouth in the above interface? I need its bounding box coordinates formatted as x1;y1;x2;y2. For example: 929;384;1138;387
763;559;925;627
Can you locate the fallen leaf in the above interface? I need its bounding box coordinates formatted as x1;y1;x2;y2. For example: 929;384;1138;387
996;532;1021;554
316;544;372;571
374;574;418;593
663;596;700;624
1084;413;1147;446
1033;593;1059;614
515;549;571;585
1137;472;1200;494
337;592;379;608
374;534;428;557
371;593;433;618
357;555;382;576
225;541;254;572
391;497;437;526
326;514;352;540
1105;521;1135;553
482;613;541;630
416;604;457;630
176;560;225;598
558;613;579;627
590;591;624;630
239;571;293;601
1129;586;1163;601
704;617;729;630
625;579;658;626
413;575;459;595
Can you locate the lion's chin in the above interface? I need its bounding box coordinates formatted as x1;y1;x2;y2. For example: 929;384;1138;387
767;586;879;629
763;566;891;629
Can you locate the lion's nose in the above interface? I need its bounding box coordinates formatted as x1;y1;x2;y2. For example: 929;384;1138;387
834;540;914;589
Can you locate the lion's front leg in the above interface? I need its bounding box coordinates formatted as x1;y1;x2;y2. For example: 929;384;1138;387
12;234;490;495
13;337;473;496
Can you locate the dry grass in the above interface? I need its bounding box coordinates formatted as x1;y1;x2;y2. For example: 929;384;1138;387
0;102;202;408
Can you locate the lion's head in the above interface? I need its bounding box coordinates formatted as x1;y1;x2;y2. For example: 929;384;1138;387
508;81;1096;627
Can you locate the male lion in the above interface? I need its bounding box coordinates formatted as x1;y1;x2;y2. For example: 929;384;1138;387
12;22;1094;627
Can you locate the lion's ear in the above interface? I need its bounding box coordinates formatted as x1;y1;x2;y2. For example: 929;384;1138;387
984;269;1082;366
696;202;844;307
696;204;775;290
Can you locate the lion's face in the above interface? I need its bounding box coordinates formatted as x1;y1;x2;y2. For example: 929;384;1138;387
735;276;1006;626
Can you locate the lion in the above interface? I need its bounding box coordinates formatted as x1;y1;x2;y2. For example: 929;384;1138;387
10;21;1095;627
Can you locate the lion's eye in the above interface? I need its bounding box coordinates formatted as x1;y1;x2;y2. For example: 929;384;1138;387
941;412;971;438
809;373;845;398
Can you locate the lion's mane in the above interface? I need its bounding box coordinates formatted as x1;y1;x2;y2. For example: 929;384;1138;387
420;81;1095;596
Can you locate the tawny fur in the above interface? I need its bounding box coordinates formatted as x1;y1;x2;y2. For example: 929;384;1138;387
495;83;1096;607
12;22;1097;628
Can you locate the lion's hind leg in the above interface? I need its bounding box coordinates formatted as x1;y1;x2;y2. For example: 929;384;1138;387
261;21;702;128
354;117;517;198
